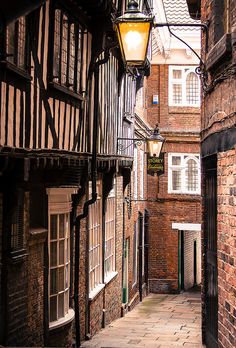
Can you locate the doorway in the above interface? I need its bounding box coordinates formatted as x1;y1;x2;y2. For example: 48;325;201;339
203;155;218;348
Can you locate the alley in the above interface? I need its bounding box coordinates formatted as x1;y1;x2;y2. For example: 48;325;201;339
81;291;204;348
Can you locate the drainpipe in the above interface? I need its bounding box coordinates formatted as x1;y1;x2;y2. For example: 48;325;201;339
73;50;110;348
138;212;143;302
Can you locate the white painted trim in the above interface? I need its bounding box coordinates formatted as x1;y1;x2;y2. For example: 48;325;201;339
49;308;75;330
172;223;201;231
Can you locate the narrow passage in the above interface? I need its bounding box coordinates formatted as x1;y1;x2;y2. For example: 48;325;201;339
81;290;205;348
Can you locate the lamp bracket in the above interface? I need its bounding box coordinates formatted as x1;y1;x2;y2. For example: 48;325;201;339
117;137;145;152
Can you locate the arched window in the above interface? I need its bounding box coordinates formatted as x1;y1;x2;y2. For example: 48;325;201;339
185;158;199;192
186;72;199;105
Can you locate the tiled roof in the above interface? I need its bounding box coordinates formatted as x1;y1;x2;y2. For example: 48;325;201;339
163;0;200;31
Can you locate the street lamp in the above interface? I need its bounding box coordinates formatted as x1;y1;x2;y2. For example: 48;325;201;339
114;0;153;66
146;125;165;158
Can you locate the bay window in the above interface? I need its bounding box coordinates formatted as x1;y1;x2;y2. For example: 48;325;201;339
47;188;76;329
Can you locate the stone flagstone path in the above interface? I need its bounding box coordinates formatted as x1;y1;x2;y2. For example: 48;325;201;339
81;290;205;348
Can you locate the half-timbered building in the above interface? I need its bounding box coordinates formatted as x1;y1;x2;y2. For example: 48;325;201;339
0;0;152;346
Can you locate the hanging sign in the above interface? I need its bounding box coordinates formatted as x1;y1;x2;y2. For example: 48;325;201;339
147;152;164;176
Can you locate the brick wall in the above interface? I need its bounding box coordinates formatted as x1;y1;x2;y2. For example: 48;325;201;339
200;1;236;346
86;174;124;337
146;64;202;293
217;148;236;348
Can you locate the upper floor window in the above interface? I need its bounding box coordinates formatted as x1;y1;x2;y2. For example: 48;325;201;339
133;146;138;199
52;9;85;94
6;16;27;70
140;150;144;199
168;153;200;194
169;66;200;107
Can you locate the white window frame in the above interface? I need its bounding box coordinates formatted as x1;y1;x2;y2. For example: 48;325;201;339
47;188;77;330
140;150;144;199
104;180;116;282
133;146;138;199
169;66;200;107
88;181;103;298
168;153;201;195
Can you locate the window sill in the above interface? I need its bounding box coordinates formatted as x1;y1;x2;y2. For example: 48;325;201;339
89;283;105;301
48;82;85;102
168;106;200;113
0;61;31;80
168;191;201;195
104;271;118;285
49;308;75;331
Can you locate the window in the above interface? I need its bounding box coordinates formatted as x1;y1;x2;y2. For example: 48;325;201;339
133;146;138;199
168;153;200;194
6;16;27;70
140;150;144;199
10;189;25;253
47;188;76;328
132;222;138;286
104;181;116;281
89;182;103;294
169;66;200;107
52;9;85;94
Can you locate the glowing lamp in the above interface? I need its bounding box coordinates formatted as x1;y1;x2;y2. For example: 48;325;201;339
114;0;153;66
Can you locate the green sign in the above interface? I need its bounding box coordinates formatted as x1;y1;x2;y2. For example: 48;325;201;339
147;153;164;176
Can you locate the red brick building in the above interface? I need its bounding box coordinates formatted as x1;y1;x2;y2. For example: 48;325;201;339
146;0;202;293
187;0;236;347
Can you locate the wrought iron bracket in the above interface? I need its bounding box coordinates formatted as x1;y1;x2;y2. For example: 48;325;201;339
117;137;145;152
153;22;209;91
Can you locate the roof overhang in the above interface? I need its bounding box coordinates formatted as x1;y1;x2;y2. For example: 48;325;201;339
186;0;201;20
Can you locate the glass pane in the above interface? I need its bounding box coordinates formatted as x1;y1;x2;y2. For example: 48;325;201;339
50;215;57;239
65;290;69;314
186;72;199;104
61;14;68;85
50;242;57;267
172;170;181;191
172;156;181;165
58;293;64;319
59;214;64;238
173;69;182;79
58;267;65;292
6;21;15;64
50;269;57;295
53;9;61;82
59;240;64;265
65;238;69;262
173;84;182;104
65;214;69;238
186;159;198;191
65;265;69;289
17;17;26;69
50;296;57;322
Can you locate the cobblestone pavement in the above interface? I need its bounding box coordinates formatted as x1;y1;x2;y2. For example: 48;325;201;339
81;290;205;348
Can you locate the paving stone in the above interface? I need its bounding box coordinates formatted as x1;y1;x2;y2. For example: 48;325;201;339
81;291;206;348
